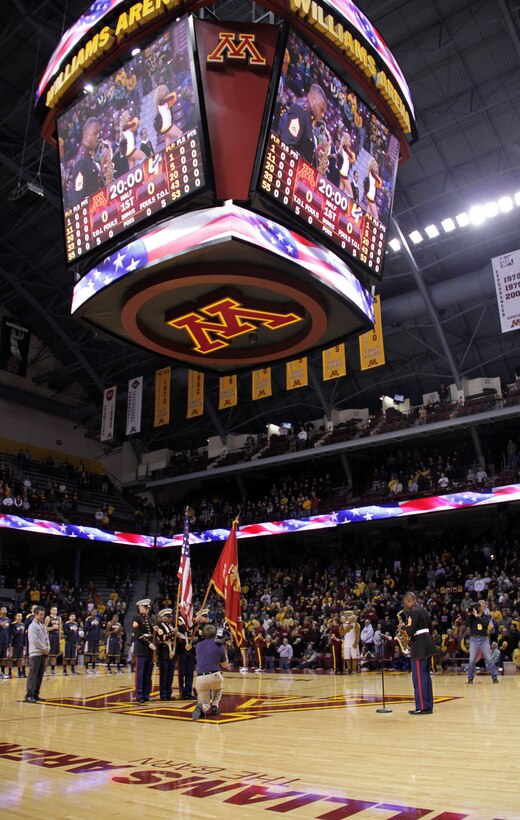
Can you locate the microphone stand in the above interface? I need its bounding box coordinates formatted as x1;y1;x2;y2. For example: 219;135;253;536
376;641;392;714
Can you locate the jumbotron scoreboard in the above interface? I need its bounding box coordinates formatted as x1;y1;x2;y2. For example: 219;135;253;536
37;0;415;371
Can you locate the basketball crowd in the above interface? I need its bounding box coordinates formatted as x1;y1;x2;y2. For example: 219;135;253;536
153;532;520;672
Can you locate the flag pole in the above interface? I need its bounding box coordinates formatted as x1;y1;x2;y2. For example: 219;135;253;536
173;507;188;653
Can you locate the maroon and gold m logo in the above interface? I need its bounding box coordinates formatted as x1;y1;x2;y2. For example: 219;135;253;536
166;297;303;355
207;32;266;67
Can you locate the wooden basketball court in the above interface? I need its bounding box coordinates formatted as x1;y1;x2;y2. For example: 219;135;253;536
0;669;517;818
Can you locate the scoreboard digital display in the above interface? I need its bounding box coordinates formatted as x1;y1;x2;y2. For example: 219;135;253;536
57;17;209;265
257;30;400;277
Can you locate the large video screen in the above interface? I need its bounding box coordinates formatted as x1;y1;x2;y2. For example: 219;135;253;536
57;16;209;265
257;30;400;276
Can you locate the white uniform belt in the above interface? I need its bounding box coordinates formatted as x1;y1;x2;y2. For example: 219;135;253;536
415;628;429;636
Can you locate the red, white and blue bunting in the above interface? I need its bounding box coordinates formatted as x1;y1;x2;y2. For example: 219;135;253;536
2;484;520;548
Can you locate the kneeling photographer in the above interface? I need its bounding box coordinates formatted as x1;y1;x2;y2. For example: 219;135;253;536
192;624;231;721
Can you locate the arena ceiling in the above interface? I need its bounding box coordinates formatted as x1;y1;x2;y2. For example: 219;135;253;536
1;0;520;454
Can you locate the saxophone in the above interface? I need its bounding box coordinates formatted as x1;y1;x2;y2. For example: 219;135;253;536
315;123;332;175
395;609;411;656
100;139;114;184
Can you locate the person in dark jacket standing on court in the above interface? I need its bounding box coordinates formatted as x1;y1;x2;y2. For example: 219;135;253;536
403;591;435;715
466;600;499;684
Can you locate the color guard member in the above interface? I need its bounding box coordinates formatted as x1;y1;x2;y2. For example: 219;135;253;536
105;614;123;674
133;598;156;703
0;606;11;679
280;83;327;165
403;591;435;714
10;613;26;678
84;608;101;674
155;608;176;700
69;117;103;206
44;605;62;676
63;613;80;675
175;614;196;699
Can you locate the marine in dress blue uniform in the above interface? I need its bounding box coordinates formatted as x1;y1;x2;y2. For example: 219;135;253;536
155;608;176;700
133;599;156;703
279;84;327;165
403;592;435;714
68;117;103;206
10;614;26;678
0;607;11;679
63;614;80;675
175;615;195;699
84;609;101;673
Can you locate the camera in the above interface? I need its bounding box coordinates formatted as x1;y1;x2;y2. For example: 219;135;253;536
215;625;230;645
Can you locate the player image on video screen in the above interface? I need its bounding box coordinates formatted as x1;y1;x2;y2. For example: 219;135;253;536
259;30;400;275
57;16;207;264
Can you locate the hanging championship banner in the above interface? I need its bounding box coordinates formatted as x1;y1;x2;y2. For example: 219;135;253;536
219;375;237;410
0;318;30;377
359;295;386;370
322;343;347;381
100;386;117;442
126;376;143;436
491;250;520;333
252;367;272;400
286;357;308;390
187;370;204;418
154;367;171;427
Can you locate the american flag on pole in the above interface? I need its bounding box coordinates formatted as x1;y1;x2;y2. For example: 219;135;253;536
177;510;193;628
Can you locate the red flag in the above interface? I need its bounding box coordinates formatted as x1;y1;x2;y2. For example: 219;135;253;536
210;521;244;647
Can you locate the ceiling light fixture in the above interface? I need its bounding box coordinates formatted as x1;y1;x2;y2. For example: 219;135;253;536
424;224;439;239
409;230;423;244
441;218;456;232
469;205;486;225
388;238;401;252
484;201;499;217
498;195;513;213
455;212;470;227
131;47;141;56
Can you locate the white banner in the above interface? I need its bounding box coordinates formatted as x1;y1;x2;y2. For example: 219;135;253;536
492;250;520;333
126;377;143;436
101;386;117;442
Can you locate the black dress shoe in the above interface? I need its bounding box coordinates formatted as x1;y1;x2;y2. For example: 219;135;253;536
24;696;36;703
211;705;220;715
408;709;432;715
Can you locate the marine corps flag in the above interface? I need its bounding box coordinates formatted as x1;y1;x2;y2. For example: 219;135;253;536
359;294;385;371
209;521;244;647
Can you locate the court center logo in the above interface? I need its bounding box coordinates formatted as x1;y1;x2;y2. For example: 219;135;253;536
207;32;266;66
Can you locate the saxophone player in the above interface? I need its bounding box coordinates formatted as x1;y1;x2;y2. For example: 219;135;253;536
402;592;436;715
155;608;176;701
